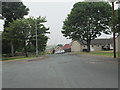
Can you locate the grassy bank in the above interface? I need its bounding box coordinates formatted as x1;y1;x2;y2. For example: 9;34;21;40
2;55;36;61
1;52;47;61
75;51;119;57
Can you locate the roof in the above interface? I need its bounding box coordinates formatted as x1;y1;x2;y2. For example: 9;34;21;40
54;46;63;50
77;38;113;45
91;39;113;45
63;44;71;49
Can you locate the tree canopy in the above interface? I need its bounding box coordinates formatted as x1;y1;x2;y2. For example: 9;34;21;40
3;17;49;57
62;2;112;52
2;2;29;28
2;2;29;55
114;8;120;34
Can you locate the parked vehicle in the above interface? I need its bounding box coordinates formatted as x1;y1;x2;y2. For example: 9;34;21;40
55;50;65;54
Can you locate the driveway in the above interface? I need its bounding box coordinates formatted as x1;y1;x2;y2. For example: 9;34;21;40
2;54;118;88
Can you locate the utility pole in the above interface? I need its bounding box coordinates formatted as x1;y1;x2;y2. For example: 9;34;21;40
109;0;117;58
112;2;116;58
35;19;38;57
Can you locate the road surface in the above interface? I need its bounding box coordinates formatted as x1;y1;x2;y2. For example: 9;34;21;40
2;54;118;88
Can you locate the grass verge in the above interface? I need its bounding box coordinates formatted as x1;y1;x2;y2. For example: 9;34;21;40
2;55;36;61
75;51;119;57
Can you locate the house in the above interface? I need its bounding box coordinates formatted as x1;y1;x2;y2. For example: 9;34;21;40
54;45;63;52
90;39;113;51
62;44;71;52
71;38;113;52
71;41;82;52
45;45;56;54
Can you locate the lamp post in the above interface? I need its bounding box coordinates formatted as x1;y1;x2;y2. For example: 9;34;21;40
109;0;116;58
35;19;38;57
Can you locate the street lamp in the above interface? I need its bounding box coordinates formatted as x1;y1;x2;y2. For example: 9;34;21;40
35;19;38;57
109;0;116;58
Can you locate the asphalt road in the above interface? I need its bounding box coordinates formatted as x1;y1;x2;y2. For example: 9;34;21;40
2;54;118;88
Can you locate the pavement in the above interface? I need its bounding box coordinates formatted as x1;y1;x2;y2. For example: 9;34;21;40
2;54;118;88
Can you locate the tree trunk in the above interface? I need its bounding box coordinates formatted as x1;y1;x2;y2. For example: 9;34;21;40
24;41;28;57
24;46;28;57
10;40;14;57
87;40;91;52
25;51;28;57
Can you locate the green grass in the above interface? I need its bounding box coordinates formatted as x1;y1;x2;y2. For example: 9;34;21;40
76;51;119;57
1;52;47;61
2;55;36;61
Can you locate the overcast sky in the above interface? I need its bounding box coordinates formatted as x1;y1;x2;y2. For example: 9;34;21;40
23;2;74;45
0;0;119;45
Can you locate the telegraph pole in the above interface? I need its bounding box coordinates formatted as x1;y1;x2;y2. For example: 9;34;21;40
35;19;38;57
112;2;116;58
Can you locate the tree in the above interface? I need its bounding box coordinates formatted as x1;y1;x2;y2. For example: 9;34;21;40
2;2;29;56
27;17;50;54
62;2;112;52
114;8;120;34
118;8;120;34
3;19;29;56
2;2;29;28
4;17;49;57
108;9;120;36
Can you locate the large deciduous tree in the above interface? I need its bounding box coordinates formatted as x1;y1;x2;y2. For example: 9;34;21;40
4;17;49;57
114;8;120;34
2;2;29;56
62;2;112;52
2;2;29;27
118;8;120;34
